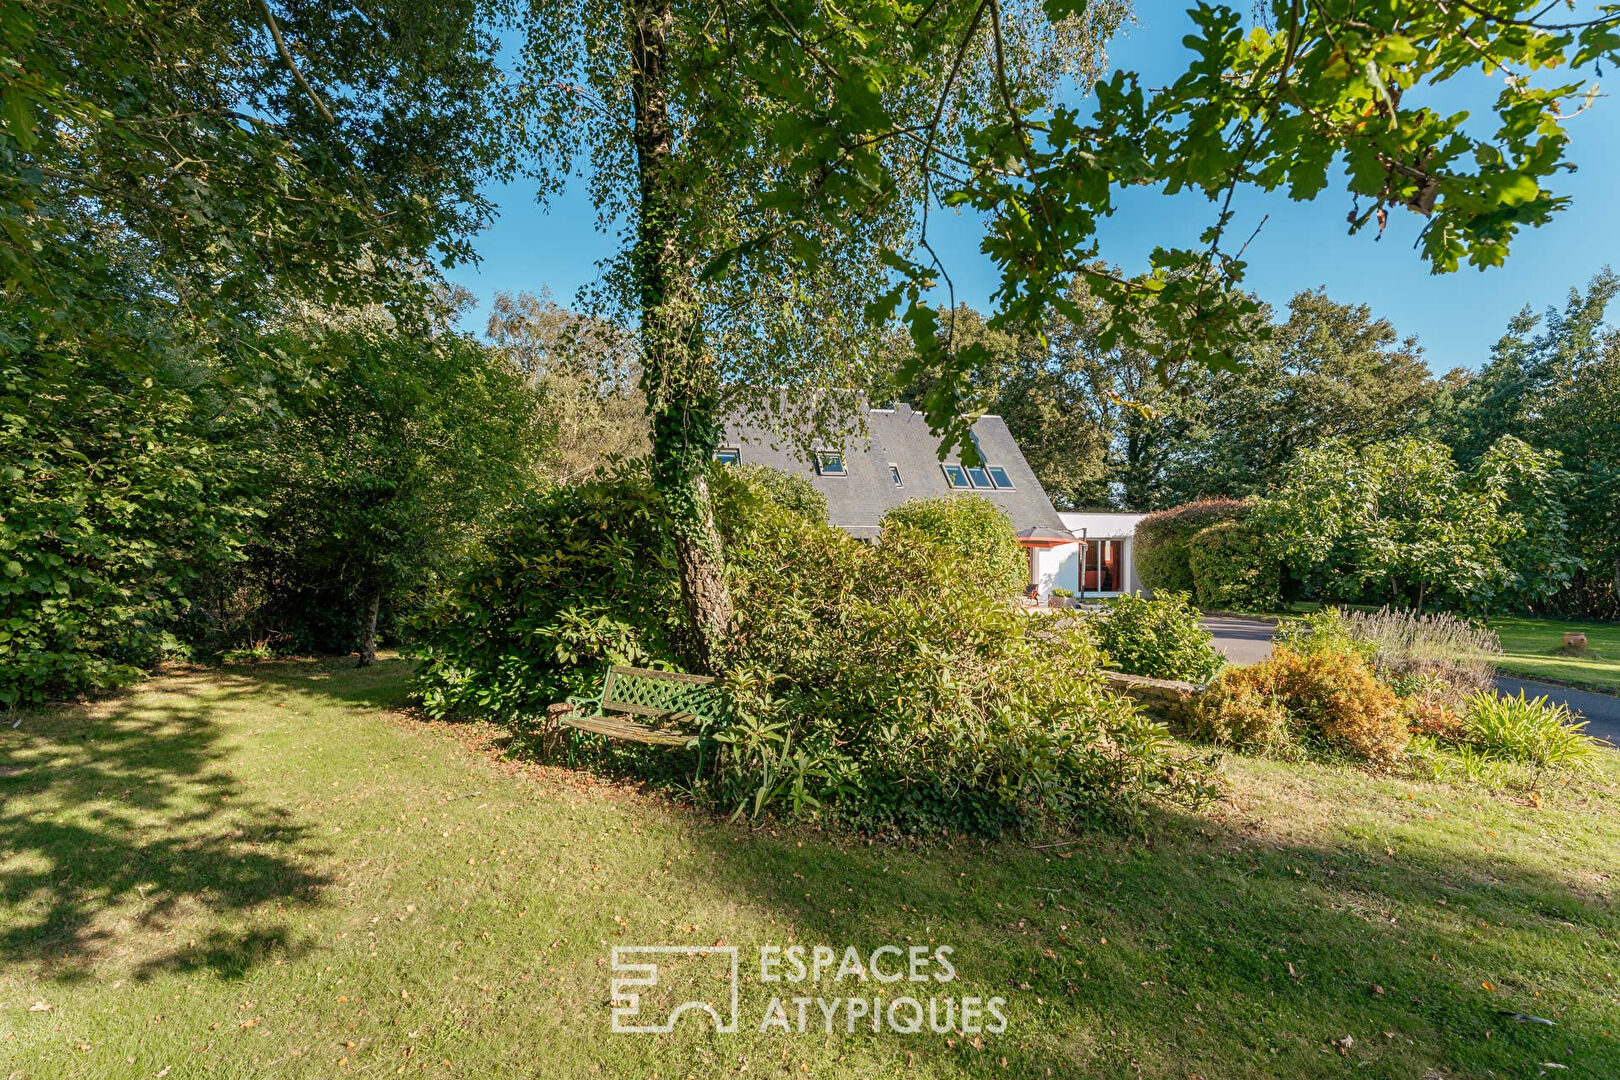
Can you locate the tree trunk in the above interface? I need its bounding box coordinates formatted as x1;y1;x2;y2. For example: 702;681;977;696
356;586;380;668
629;0;735;673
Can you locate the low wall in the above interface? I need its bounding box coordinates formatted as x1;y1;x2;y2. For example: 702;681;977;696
1103;670;1204;723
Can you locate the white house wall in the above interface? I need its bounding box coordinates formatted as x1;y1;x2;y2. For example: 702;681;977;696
1031;544;1074;600
1054;511;1149;597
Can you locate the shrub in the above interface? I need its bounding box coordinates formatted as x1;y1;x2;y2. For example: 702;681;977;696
1277;606;1500;708
1463;690;1596;774
1191;646;1408;764
728;464;827;523
1186;667;1295;756
1342;608;1500;700
415;464;1214;836
879;496;1027;599
1089;592;1226;683
2;346;257;706
1134;499;1250;597
1267;648;1409;764
1186;519;1281;612
411;464;684;725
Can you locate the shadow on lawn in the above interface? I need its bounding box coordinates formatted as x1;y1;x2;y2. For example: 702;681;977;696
683;790;1618;1076
0;671;331;980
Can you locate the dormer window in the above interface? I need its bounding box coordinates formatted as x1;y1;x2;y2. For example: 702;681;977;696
814;449;847;476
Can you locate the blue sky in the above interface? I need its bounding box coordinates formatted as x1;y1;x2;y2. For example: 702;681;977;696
445;7;1620;375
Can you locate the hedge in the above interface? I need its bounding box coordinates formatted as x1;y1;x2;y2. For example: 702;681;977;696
1187;519;1281;612
1134;499;1250;598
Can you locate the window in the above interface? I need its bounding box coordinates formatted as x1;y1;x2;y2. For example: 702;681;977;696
1077;539;1126;593
888;464;902;487
987;465;1014;489
814;449;847;476
941;463;970;488
965;466;993;489
715;446;741;466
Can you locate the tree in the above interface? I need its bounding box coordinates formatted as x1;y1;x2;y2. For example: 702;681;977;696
1167;290;1442;499
2;2;513;691
755;0;1620;468
1257;436;1575;613
485;290;650;483
1448;270;1620;615
507;0;1117;667
258;310;548;665
887;304;1113;510
14;0;1620;673
1450;269;1620;465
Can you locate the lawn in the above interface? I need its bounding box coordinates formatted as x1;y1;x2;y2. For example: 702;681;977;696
2;659;1617;1079
1487;615;1620;694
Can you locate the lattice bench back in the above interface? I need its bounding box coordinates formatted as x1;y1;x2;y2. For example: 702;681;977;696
601;665;724;725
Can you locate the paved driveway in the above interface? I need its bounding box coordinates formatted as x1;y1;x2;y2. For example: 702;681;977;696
1200;617;1620;747
1201;616;1280;666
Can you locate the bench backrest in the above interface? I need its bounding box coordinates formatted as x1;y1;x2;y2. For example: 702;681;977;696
601;665;724;724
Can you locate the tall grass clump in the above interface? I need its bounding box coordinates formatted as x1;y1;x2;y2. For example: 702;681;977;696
1463;690;1596;776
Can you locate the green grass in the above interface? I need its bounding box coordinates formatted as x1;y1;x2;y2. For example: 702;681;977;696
1487;615;1620;694
3;659;1619;1078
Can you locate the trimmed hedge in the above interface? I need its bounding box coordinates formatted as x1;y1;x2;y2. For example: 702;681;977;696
1187;519;1281;612
1134;499;1250;597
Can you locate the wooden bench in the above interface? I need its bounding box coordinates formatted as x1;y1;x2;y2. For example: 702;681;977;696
543;665;723;755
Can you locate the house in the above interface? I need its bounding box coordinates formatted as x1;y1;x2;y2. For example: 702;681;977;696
1049;511;1148;599
720;402;1072;592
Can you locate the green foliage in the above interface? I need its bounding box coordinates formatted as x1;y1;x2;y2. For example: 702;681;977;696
412;465;682;725
1192;647;1409;765
1089;593;1226;683
416;466;1211;835
1134;500;1250;596
728;465;827;524
877;496;1027;599
1187;520;1281;612
768;1;1620;461
1463;690;1596;775
1167;290;1443;502
1274;608;1377;664
1257;437;1578;612
246;312;548;660
1450;271;1620;618
0;331;256;707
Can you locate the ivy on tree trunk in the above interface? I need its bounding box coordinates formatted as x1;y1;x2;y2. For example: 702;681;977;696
629;0;735;673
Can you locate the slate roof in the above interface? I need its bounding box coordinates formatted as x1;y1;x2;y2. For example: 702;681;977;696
721;402;1069;540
